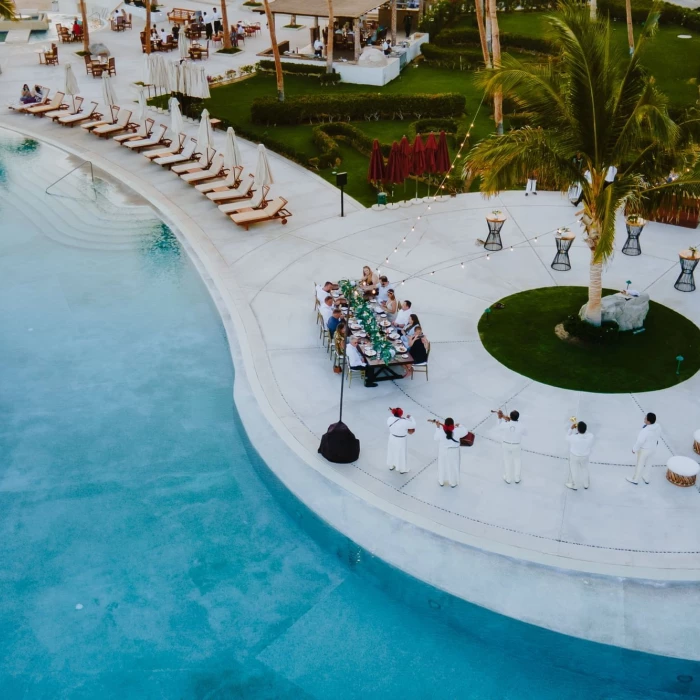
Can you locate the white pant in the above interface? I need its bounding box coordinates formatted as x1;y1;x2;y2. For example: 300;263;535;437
568;453;590;489
502;443;521;482
525;178;537;194
632;448;654;482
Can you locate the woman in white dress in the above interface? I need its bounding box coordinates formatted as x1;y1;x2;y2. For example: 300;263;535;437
386;407;416;474
431;417;468;487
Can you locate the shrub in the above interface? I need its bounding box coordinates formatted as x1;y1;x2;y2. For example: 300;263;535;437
251;93;465;125
433;27;554;54
419;0;465;37
420;43;486;69
562;315;620;345
408;117;459;139
313;127;342;168
257;59;326;76
319;72;341;86
599;0;700;30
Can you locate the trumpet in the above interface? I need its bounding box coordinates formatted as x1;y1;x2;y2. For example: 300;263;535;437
570;416;578;430
491;409;510;422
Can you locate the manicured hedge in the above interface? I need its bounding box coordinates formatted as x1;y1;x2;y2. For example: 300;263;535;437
434;27;554;54
599;0;700;30
408;117;458;139
420;43;486;69
258;59;327;76
251;93;465;125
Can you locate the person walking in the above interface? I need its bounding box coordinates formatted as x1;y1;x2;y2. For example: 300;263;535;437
430;417;468;487
626;412;661;485
525;171;537;196
387;407;416;474
404;13;412;37
496;409;526;484
566;420;594;490
204;11;213;40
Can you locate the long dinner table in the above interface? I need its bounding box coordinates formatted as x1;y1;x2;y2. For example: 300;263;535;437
333;284;413;381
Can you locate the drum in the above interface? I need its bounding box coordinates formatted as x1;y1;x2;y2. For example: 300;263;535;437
693;429;700;455
665;456;700;488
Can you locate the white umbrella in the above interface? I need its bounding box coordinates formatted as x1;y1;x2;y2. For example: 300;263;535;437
197;66;211;99
143;53;153;85
101;73;118;121
250;144;274;208
196;108;213;152
63;62;79;112
153;54;169;91
223;127;242;171
168;96;184;137
136;87;147;131
179;35;190;60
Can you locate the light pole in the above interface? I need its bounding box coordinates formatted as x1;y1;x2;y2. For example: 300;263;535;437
336;171;347;217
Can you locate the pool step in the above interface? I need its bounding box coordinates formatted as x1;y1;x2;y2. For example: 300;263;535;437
5;30;32;43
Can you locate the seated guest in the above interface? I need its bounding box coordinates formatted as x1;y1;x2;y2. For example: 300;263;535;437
380;289;398;319
382;39;391;55
393;300;412;329
316;280;338;305
320;296;335;326
406;326;429;376
333;321;346;373
346;336;378;387
72;18;82;36
19;84;34;104
400;313;421;344
375;275;391;304
360;265;379;293
327;307;343;337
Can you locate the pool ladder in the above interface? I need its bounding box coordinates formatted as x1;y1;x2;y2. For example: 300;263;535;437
45;160;97;200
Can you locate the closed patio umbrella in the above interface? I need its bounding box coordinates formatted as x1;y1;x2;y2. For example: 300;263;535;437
63;62;79;112
249;143;274;209
398;135;412;202
384;141;403;206
136;86;147;132
435;130;451;173
410;134;425;202
196;108;213;152
179;35;190;60
101;73;118;122
195;65;211;99
424;131;438;198
168;96;184;138
367;138;385;185
223;127;242;171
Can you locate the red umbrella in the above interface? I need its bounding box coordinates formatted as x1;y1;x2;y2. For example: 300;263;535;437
398;135;412;181
424;132;438;174
367;139;386;184
411;134;425;176
435;130;451;174
384;141;404;186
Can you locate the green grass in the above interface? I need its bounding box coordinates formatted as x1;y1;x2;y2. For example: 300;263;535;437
478;286;700;393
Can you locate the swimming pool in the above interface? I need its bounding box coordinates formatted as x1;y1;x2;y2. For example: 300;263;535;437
0;129;698;698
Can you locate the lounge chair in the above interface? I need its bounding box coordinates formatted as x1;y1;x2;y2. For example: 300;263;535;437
169;147;213;174
195;165;243;193
25;92;66;116
45;96;83;119
57;101;102;125
92;109;135;137
10;87;51;112
207;175;255;204
141;133;186;158
229;197;291;230
123;124;169;150
113;117;154;143
81;106;120;130
153;139;198;167
179;153;226;184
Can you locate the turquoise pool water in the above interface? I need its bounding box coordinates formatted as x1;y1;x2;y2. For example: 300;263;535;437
0;130;699;698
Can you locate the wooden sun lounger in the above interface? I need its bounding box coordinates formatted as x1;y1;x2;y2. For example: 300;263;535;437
141;133;185;157
93;109;135;137
208;176;256;204
180;153;226;184
81;106;120;130
170;148;213;174
26;92;66;116
154;140;198;167
195;165;243;193
124;124;169;150
45;96;83;119
113;118;154;143
229;197;291;230
10;86;51;112
56;101;101;125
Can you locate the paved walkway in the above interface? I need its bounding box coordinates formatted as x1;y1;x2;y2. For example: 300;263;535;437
2;0;700;657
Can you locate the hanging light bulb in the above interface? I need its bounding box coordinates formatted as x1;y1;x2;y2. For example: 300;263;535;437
534;236;538;243
510;245;514;252
394;248;398;253
385;257;389;263
417;216;421;220
461;262;464;268
486;254;490;260
427;205;431;211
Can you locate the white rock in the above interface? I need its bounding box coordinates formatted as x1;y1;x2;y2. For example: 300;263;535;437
579;292;650;331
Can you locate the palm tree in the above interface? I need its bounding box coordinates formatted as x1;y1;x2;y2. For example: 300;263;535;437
391;0;397;45
262;0;284;100
474;0;491;69
144;0;151;54
221;0;232;50
0;0;15;20
625;0;634;54
326;0;335;74
80;0;90;52
464;2;700;326
487;0;503;134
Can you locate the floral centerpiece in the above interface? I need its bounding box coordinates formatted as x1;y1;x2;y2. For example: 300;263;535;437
491;210;502;218
339;280;395;364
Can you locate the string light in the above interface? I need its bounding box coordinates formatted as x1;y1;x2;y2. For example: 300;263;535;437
460;262;464;268
486;254;490;260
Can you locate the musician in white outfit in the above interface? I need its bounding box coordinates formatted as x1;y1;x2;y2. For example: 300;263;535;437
626;412;661;485
431;417;468;487
496;409;526;484
386;407;416;474
566;420;594;490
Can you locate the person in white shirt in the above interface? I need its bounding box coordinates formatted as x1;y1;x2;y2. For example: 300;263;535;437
320;296;335;325
387;407;416;473
566;420;594;490
375;275;391;304
314;38;323;57
382;39;391;55
496;409;526;484
393;300;412;329
525;171;537;196
431;417;468;487
626;412;661;485
346;336;377;387
316;280;337;305
211;6;221;34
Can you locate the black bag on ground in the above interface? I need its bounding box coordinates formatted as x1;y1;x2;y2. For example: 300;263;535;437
318;421;360;463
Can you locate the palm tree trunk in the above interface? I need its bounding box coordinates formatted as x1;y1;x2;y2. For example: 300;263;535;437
353;17;361;62
391;0;397;45
584;254;604;326
262;0;284;101
80;0;90;52
590;0;597;20
221;0;232;49
418;0;424;23
326;0;334;74
144;1;151;54
625;0;634;54
487;0;502;134
474;0;491;69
